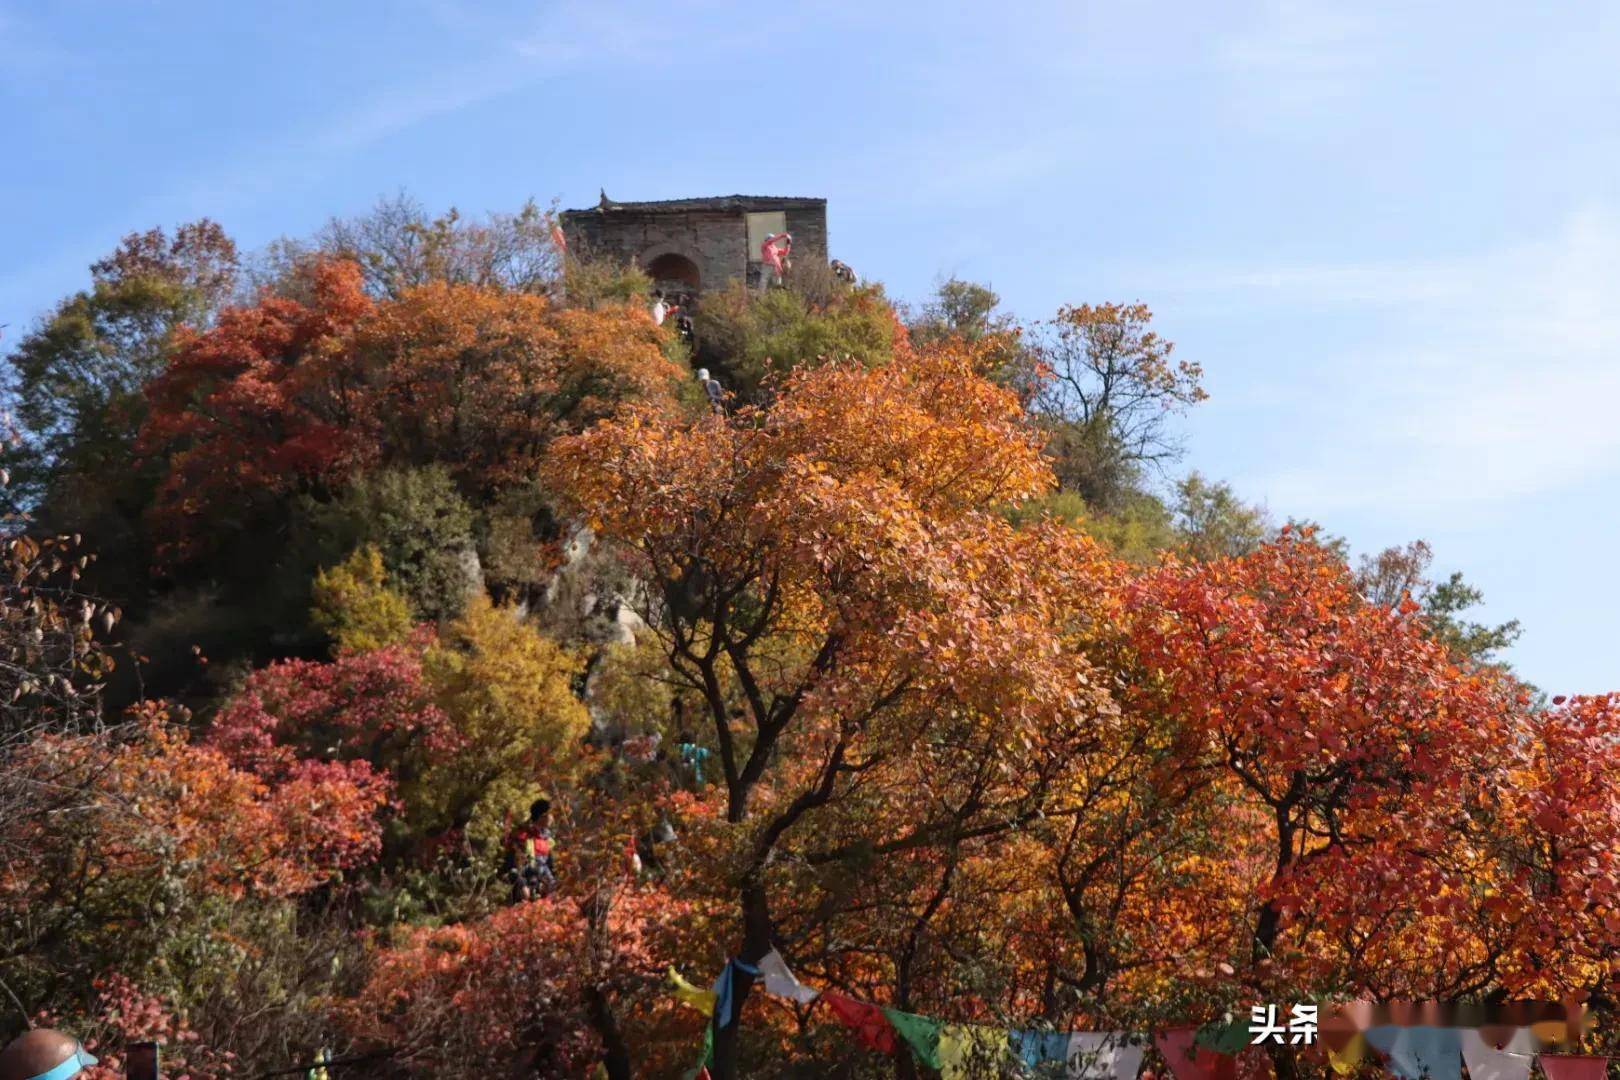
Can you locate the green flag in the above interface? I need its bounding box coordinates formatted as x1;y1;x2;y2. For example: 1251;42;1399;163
1195;1019;1251;1056
884;1008;944;1070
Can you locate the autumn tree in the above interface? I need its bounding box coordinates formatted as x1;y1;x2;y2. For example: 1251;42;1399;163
1;528;122;998
310;544;414;652
138;266;683;563
909;277;1012;345
345;280;684;497
546;339;1131;1077
136;259;378;565
908;276;1039;404
2;221;238;507
1478;693;1620;996
1356;539;1523;665
0;532;117;741
252;193;562;299
2;222;240;617
345;880;701;1079
207;638;447;793
1;704;388;1037
305;466;480;623
1119;530;1532;1073
1171;472;1270;562
1034;303;1206;509
692;280;898;401
121;259;684;698
417;595;590;842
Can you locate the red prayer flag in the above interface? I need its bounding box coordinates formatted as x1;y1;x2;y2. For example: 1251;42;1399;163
1158;1027;1238;1080
1539;1056;1609;1080
823;992;898;1055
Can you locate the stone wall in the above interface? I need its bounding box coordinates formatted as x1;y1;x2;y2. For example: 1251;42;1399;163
560;197;828;294
563;209;745;293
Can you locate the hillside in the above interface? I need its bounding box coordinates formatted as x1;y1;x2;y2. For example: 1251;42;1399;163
0;198;1603;1080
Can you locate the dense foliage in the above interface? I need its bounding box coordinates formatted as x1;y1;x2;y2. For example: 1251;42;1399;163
0;200;1603;1080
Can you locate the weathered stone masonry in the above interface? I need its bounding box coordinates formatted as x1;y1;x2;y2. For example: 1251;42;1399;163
559;193;828;295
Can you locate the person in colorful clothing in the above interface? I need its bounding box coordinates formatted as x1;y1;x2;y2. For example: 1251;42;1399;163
677;731;713;788
760;232;792;290
504;797;558;902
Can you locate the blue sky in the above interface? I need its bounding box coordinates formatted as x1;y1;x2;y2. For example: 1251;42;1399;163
4;1;1618;693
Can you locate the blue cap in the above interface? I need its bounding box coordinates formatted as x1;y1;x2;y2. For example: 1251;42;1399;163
27;1044;97;1080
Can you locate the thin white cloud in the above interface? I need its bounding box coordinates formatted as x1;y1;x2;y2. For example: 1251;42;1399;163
1143;206;1620;514
1213;0;1383;122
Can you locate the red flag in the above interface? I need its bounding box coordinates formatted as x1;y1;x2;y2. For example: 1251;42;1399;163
1157;1027;1237;1080
1538;1056;1608;1080
823;992;897;1054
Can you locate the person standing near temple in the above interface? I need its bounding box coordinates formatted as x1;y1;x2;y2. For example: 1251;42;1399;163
760;232;792;290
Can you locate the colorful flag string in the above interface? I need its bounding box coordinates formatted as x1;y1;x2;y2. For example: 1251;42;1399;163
667;958;1603;1080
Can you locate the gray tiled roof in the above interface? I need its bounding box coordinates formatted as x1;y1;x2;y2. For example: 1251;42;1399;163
563;193;826;215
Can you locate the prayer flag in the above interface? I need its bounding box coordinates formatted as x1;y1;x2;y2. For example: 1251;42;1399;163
1197;1021;1253;1056
759;948;819;1004
1157;1027;1236;1080
1068;1032;1146;1080
884;1009;944;1070
710;958;760;1029
1460;1028;1535;1080
1538;1055;1609;1080
937;1025;1006;1079
1386;1028;1460;1080
1326;1034;1368;1076
823;993;897;1055
669;967;715;1017
1013;1030;1070;1069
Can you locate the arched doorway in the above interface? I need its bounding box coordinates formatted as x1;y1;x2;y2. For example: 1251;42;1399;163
645;252;701;292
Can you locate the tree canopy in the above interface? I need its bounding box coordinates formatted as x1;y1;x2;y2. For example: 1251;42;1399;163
0;203;1594;1080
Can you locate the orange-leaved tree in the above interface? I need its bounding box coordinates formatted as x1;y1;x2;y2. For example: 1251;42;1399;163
546;338;1136;1076
1118;530;1534;1070
137;262;684;565
0;702;388;1024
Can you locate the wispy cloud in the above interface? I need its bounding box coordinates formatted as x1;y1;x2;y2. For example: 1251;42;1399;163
164;2;646;212
1147;206;1620;514
1213;0;1383;122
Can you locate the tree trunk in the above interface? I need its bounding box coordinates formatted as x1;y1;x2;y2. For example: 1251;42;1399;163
709;881;774;1079
585;985;632;1080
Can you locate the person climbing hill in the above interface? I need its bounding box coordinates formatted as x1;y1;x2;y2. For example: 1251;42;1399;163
503;797;558;902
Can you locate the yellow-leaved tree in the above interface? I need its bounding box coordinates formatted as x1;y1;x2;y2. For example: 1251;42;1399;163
310;545;414;653
415;595;591;845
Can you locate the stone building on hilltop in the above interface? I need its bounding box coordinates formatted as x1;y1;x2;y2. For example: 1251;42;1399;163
559;193;827;296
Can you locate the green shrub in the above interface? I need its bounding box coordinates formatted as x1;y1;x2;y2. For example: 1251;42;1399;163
693;280;896;400
306;466;479;622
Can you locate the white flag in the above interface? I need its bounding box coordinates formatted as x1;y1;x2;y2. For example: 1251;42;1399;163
758;948;819;1004
1068;1032;1144;1080
1460;1029;1535;1080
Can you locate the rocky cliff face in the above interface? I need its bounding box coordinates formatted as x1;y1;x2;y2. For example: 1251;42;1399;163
536;525;649;648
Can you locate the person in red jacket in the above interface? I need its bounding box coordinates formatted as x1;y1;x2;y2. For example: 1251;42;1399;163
760;232;792;290
503;797;557;902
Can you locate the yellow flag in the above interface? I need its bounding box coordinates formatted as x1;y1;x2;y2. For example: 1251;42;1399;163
937;1025;1005;1079
1329;1033;1368;1075
668;966;716;1017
